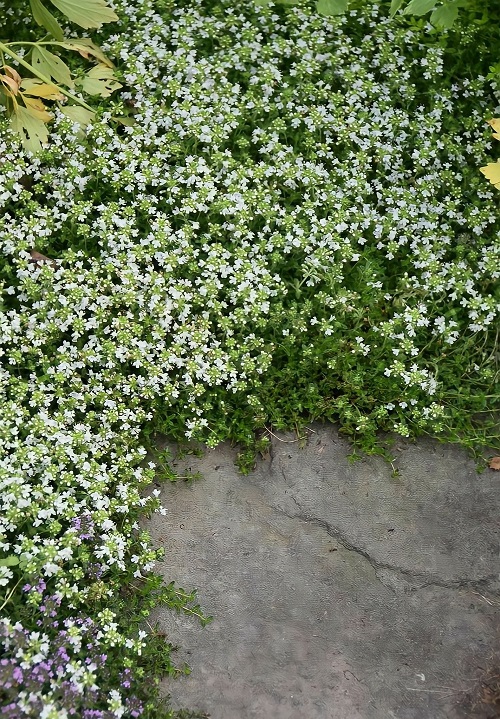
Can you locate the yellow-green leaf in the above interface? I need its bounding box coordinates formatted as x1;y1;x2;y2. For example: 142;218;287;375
480;161;500;190
61;38;114;67
20;78;64;100
60;104;95;126
11;105;49;153
48;0;118;29
29;0;64;40
32;46;74;88
23;96;54;122
390;0;403;16
487;118;500;141
112;115;135;126
79;64;121;97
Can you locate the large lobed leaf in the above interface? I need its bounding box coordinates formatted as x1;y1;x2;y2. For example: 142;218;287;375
48;0;118;29
480;162;500;190
430;1;460;29
10;105;49;154
403;0;438;15
29;0;64;40
487;118;500;141
31;46;74;88
61;38;115;67
59;104;95;126
481;119;500;190
78;64;122;97
20;78;64;100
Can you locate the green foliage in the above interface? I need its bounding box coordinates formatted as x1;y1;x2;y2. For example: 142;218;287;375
30;0;64;40
49;0;118;29
257;0;497;29
316;0;348;15
0;0;120;152
255;0;349;17
404;0;443;17
399;0;494;29
1;0;500;716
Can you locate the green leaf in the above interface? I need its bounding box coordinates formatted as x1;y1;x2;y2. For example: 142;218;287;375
29;0;64;40
316;0;348;16
390;0;404;16
60;104;95;125
10;105;49;154
60;38;114;67
78;64;121;97
112;115;135;126
48;0;118;29
403;0;438;16
254;0;272;5
32;46;74;88
430;1;459;28
0;556;19;567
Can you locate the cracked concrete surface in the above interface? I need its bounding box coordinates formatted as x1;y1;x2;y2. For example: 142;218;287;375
147;425;500;718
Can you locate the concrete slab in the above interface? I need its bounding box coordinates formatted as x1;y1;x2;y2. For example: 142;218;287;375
146;425;500;719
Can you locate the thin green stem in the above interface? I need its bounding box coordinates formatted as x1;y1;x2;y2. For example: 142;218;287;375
6;41;73;47
3;42;46;46
0;41;94;111
0;578;21;613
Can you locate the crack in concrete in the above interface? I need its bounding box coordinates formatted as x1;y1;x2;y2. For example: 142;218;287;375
273;496;499;593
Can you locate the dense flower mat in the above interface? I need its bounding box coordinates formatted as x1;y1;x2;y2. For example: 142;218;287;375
1;0;499;716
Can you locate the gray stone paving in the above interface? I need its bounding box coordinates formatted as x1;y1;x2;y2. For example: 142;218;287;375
146;425;500;719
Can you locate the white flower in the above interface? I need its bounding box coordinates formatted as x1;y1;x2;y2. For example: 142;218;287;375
0;565;13;586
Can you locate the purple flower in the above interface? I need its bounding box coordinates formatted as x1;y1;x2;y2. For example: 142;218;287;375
71;514;95;541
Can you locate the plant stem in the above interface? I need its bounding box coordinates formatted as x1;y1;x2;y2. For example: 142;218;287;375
0;41;94;111
6;41;75;46
0;579;21;613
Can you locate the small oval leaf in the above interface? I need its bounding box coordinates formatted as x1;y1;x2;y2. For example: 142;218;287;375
0;556;20;567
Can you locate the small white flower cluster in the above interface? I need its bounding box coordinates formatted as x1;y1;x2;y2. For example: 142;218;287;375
0;0;499;714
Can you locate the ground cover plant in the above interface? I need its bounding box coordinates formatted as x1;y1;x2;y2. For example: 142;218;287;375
1;0;500;716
